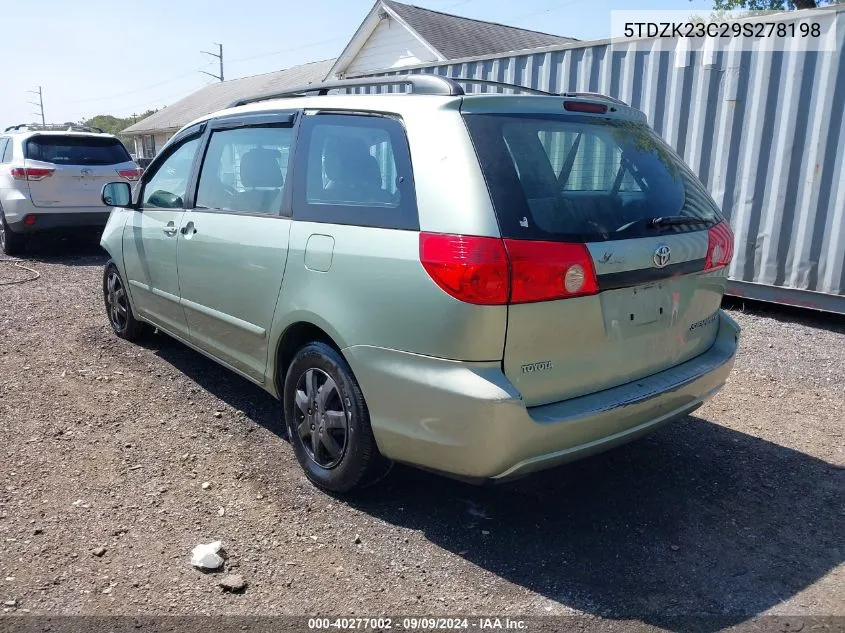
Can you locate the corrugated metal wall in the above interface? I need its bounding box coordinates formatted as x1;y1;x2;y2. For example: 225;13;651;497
365;8;845;313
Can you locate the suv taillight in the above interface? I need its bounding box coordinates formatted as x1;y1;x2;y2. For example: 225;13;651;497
419;233;598;305
11;167;54;181
117;168;142;181
705;221;734;271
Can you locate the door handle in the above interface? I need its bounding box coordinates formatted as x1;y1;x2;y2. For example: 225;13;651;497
180;221;197;236
162;225;177;236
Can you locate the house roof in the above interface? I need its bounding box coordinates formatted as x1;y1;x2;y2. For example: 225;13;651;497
381;1;575;60
123;59;335;135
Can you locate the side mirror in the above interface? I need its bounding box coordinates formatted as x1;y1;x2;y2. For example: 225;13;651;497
102;181;132;207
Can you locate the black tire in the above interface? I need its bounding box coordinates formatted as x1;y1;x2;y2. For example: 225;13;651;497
0;208;27;256
103;261;143;341
283;341;390;493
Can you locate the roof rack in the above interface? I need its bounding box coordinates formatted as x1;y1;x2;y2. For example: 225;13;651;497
227;74;628;109
229;75;463;107
3;122;105;134
228;75;559;108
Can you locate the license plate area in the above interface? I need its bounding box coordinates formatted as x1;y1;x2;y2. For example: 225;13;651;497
601;282;670;336
629;284;664;325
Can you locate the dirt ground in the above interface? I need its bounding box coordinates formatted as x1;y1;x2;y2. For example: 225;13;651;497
1;239;843;627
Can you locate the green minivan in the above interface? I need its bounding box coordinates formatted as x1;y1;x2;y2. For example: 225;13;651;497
99;76;740;492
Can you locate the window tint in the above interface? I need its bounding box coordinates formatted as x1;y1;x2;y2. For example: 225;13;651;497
536;130;642;192
25;135;131;166
142;137;201;209
196;126;292;215
464;114;721;243
293;114;418;230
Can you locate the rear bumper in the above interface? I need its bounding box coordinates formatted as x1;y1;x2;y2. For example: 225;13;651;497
6;208;111;234
344;311;740;480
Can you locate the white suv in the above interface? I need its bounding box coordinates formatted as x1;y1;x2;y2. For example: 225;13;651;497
0;124;141;255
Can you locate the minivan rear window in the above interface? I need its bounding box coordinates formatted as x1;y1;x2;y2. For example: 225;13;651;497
25;135;131;166
463;114;722;242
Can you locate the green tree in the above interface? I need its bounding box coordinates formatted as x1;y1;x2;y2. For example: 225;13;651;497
709;0;841;9
82;110;157;155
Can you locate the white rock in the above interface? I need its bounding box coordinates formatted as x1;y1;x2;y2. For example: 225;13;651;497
190;540;224;570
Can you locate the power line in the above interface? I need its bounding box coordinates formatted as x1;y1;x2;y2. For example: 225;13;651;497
508;0;592;24
27;86;45;126
68;65;215;104
225;36;347;65
201;43;224;82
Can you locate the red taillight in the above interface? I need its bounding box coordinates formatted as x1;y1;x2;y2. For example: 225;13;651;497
705;221;734;271
505;239;598;303
117;168;142;181
564;101;608;114
11;167;54;181
23;215;36;226
419;233;509;305
419;233;599;305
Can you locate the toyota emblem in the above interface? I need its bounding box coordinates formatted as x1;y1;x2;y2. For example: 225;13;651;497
653;245;671;268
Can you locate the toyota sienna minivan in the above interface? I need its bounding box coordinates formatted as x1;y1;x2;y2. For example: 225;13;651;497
98;75;740;492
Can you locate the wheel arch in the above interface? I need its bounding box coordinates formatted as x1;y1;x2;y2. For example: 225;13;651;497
270;318;347;400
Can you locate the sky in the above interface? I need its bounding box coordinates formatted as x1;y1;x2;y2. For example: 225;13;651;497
0;0;713;130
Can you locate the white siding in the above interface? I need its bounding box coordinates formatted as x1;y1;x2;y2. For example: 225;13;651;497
346;17;437;76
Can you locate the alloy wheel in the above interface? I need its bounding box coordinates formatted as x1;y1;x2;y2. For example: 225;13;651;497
293;368;350;469
105;269;129;332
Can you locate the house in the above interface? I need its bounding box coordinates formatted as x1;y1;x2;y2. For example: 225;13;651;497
325;0;575;79
123;0;575;156
123;59;334;159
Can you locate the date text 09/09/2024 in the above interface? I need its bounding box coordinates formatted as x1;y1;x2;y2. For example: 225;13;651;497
308;617;528;630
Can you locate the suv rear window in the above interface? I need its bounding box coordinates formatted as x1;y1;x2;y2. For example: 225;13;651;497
464;114;722;242
25;135;131;166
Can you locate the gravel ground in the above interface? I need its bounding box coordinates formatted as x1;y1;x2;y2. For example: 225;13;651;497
1;240;843;626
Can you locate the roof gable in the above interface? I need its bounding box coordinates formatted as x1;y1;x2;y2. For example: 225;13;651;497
327;0;575;79
382;1;575;60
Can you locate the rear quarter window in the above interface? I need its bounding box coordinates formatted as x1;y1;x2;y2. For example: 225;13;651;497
291;113;418;230
25;135;131;166
464;113;722;243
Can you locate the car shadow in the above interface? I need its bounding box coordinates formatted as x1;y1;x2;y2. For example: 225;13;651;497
353;420;843;629
138;331;286;438
18;230;108;265
141;331;843;630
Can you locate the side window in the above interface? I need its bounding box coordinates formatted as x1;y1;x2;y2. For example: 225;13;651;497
195;125;292;215
141;137;201;209
1;139;11;163
0;138;8;163
293;114;418;230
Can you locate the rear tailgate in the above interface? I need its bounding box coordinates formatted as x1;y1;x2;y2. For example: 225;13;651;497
24;134;137;208
463;103;732;407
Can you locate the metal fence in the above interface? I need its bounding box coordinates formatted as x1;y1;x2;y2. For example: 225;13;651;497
362;7;845;314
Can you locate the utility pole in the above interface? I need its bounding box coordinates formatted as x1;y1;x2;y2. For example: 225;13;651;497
200;43;224;82
28;86;45;125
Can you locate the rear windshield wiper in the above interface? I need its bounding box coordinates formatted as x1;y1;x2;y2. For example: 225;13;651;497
615;215;713;233
647;216;712;228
